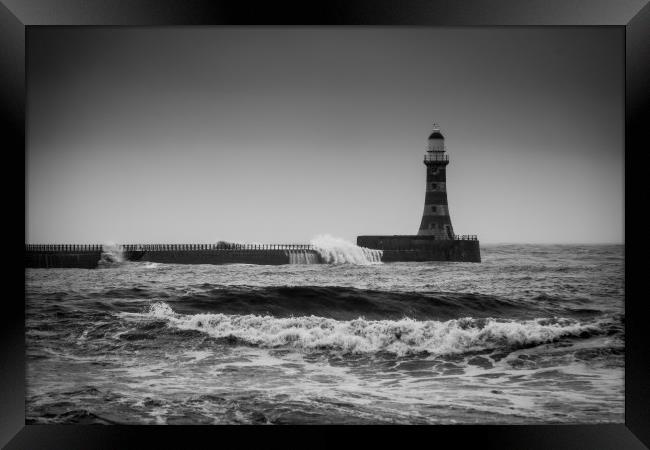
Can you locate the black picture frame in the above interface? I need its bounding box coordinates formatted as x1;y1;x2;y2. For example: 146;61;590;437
2;0;648;448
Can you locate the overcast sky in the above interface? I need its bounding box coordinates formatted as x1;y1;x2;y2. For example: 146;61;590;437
27;27;623;244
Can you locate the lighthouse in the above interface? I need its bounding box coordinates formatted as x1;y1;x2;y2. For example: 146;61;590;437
356;122;480;262
418;123;455;239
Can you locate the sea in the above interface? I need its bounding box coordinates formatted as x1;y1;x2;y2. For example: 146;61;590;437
25;241;624;424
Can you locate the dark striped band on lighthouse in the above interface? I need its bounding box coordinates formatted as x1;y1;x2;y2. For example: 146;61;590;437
418;123;455;239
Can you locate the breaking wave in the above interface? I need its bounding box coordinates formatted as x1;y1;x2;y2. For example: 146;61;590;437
310;235;382;265
98;242;125;266
286;250;321;264
130;302;614;356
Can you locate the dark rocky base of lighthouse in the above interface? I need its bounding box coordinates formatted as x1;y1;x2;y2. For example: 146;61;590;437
356;235;481;262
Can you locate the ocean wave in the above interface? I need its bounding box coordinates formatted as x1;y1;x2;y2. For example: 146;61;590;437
310;235;382;265
26;409;118;425
98;242;126;267
34;284;610;321
126;302;613;356
157;285;603;321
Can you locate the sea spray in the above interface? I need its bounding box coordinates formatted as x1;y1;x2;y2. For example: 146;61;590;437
131;302;609;356
99;242;125;266
310;234;382;264
286;250;321;264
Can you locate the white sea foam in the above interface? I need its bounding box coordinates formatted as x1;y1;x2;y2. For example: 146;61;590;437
310;234;382;265
99;242;125;266
286;250;321;264
139;302;603;356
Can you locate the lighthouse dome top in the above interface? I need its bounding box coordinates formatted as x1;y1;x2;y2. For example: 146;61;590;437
428;123;444;140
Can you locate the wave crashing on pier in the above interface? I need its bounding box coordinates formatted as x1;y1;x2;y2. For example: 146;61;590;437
95;235;383;266
98;242;125;266
309;234;382;265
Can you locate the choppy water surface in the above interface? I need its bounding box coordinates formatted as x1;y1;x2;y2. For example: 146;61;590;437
25;244;624;424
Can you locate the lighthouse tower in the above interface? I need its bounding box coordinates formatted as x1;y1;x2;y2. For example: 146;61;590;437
418;123;455;239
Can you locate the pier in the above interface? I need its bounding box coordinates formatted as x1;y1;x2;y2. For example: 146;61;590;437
356;235;481;262
25;237;480;268
24;244;322;268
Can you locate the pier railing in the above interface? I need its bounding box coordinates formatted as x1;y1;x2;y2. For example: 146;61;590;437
26;238;477;252
25;243;317;252
25;244;104;252
452;235;478;241
120;244;317;251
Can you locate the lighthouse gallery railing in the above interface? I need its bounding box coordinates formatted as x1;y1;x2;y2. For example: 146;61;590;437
423;154;449;163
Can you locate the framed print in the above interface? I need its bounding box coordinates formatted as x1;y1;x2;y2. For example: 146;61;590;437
2;0;649;448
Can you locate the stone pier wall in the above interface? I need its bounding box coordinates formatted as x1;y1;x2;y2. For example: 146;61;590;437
25;250;103;269
357;235;481;262
25;245;322;268
125;249;315;265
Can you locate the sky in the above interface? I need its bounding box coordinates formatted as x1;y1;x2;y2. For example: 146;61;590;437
26;27;624;244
